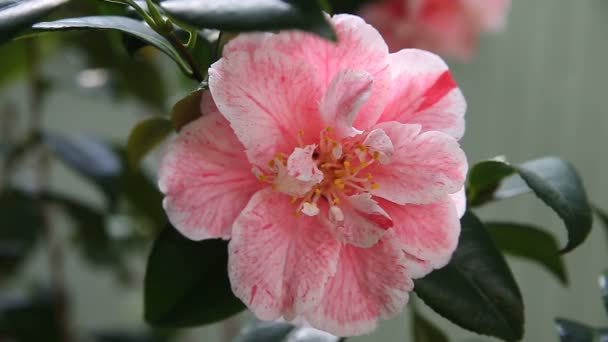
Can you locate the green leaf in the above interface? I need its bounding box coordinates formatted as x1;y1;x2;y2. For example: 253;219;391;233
0;189;44;283
0;291;62;342
466;159;515;206
0;0;69;45
160;0;336;41
467;157;592;254
555;318;594;342
169;87;205;131
144;226;246;327
599;272;608;317
235;321;295;342
593;206;608;244
486;222;567;284
31;16;192;74
514;157;592;253
412;309;449;342
414;212;524;341
45;134;122;209
119;57;168;112
127;117;172;169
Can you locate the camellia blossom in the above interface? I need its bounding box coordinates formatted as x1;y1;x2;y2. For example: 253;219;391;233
360;0;511;59
159;14;467;336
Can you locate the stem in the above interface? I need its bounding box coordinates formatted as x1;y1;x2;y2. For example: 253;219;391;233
167;27;204;82
27;39;75;342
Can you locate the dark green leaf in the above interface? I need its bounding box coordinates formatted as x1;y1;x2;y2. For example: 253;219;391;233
119;56;167;112
514;157;592;253
486;222;567;284
169;87;205;131
0;0;69;44
0;189;44;283
414;212;524;341
599;271;608;317
555;318;594;342
593;206;608;244
235;320;295;342
92;330;171;342
412;309;449;342
31;16;192;73
127;117;172;169
161;0;336;41
144;226;245;327
0;291;61;342
466;159;515;206
45;134;122;209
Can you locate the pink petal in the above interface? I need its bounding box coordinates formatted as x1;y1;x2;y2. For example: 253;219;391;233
229;188;341;321
378;49;466;140
379;195;460;273
362;128;394;164
369;122;467;205
306;234;414;336
158;108;262;240
329;193;393;248
209;50;323;166
449;186;467;218
273;145;324;197
267;14;391;130
320;69;373;138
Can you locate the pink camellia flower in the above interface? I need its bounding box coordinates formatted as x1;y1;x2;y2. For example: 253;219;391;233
360;0;511;59
159;14;467;336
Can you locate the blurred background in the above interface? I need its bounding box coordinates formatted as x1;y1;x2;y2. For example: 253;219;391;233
1;0;608;341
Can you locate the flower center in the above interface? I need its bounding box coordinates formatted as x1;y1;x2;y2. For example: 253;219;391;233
253;127;382;218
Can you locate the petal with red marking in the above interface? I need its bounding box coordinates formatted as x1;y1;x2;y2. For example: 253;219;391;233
378;49;466;140
370;121;467;205
158;109;262;240
229;189;340;320
307;234;414;336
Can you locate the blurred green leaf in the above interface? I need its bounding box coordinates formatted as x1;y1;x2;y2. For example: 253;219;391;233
412;309;449;342
45;134;122;209
92;330;171;342
169;86;205;131
31;16;192;73
593;206;608;243
466;159;515;206
144;226;245;327
127;117;172;169
119;56;167;111
161;0;336;41
0;0;69;44
235;320;295;342
0;291;61;342
486;222;567;284
599;272;608;317
555;318;593;342
0;189;44;283
414;212;524;342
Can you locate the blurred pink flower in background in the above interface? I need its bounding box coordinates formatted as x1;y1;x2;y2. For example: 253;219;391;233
158;14;467;336
361;0;511;59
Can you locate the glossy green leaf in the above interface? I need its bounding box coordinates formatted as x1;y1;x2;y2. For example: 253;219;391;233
412;310;449;342
466;159;515;206
555;319;594;342
0;0;69;44
486;222;567;284
514;157;592;253
144;226;245;327
127;117;172;169
31;16;192;74
45;134;122;209
169;87;205;131
414;212;524;341
161;0;336;41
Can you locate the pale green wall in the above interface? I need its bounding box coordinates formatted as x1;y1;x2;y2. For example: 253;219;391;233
3;1;608;341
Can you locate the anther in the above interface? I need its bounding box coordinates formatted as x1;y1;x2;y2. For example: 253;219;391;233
371;183;380;190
